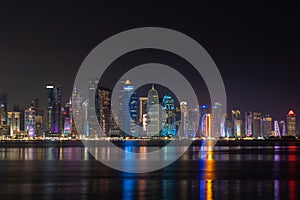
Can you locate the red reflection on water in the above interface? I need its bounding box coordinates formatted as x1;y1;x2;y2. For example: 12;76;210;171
288;180;295;200
288;146;296;161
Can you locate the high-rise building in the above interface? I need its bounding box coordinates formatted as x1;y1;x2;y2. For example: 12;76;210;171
96;87;111;136
88;79;99;137
252;112;262;138
7;112;20;136
211;102;225;137
180;101;188;138
201;113;211;138
139;97;148;134
72;87;85;136
147;84;160;136
25;108;35;137
286;110;296;136
232;109;241;137
118;79;138;136
0;92;8;125
262;114;272;137
161;95;176;137
245;111;253;137
46;84;61;135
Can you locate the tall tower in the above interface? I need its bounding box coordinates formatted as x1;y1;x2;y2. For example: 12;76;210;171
46;84;61;136
161;95;176;137
199;105;209;137
119;79;137;136
0;92;8;125
245;112;253;137
211;102;224;137
262;114;272;137
25;108;35;137
96;87;111;136
180;101;188;138
147;84;160;137
286;110;296;136
7;112;20;136
252;112;262;138
88;79;99;137
232;109;241;138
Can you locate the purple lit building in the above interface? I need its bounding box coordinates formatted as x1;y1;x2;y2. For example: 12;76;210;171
46;84;61;136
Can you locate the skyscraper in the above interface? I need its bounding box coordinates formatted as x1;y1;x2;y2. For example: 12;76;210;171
211;102;225;137
147;84;160;136
286;110;296;136
118;79;138;136
232;109;241;137
0;92;8;125
96;87;111;136
25;108;35;137
7;112;20;136
180;101;188;138
201;113;211;138
46;84;61;136
245;111;253;137
252;112;262;138
161;95;176;137
88;79;99;137
262;114;272;137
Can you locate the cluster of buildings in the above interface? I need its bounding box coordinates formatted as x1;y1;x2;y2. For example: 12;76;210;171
0;78;298;139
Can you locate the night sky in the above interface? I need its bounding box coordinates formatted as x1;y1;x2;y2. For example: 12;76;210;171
0;2;300;125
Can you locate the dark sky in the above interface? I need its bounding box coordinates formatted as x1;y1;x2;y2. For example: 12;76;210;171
0;2;300;124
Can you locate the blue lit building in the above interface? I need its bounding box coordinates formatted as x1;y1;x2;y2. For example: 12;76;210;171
161;95;176;137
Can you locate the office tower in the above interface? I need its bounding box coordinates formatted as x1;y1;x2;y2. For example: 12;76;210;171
161;95;176;137
62;98;72;135
72;87;85;136
252;112;262;138
274;120;281;137
286;110;296;136
232;109;242;137
245;111;253;137
211;102;225;137
0;92;8;125
96;87;111;136
262;114;272;137
224;113;232;137
88;79;99;137
201;113;211;138
180;101;188;137
25;108;35;137
13;106;25;131
279;120;286;136
46;84;61;135
7;112;20;136
82;99;89;137
138;97;148;134
118;79;138;136
147;84;160;136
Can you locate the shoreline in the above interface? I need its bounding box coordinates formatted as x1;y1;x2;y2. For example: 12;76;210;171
0;139;300;147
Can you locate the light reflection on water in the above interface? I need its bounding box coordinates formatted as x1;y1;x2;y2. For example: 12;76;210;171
0;144;299;199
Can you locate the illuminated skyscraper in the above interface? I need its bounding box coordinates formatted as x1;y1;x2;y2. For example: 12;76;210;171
72;87;85;136
119;79;138;136
262;114;272;137
96;87;111;136
7;112;20;136
245;111;253;137
25;108;35;137
161;95;176;137
252;112;262;138
199;105;209;137
286;110;296;136
62;98;72;135
232;109;241;137
88;79;99;137
0;92;8;125
180;101;188;137
147;84;160;136
211;102;225;137
201;113;211;138
46;84;61;135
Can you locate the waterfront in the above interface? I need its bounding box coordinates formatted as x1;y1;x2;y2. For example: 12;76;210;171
0;143;299;199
